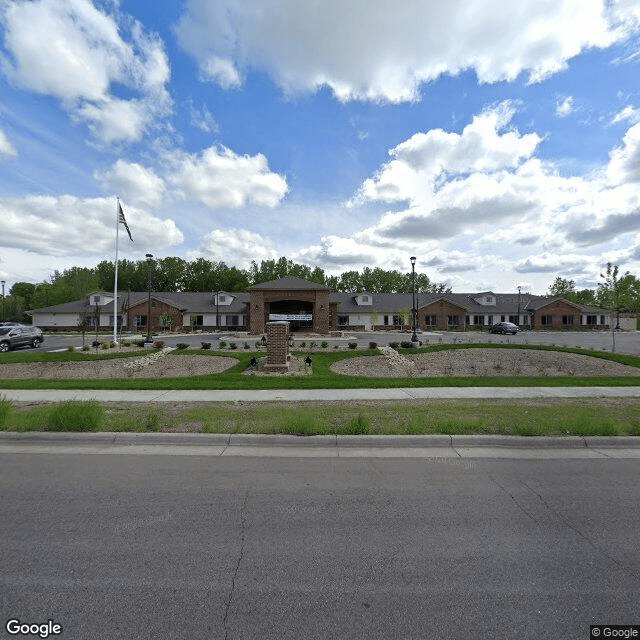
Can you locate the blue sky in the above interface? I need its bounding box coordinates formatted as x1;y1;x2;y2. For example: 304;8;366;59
1;0;640;294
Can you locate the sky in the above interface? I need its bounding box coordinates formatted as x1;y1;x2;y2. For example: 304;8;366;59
0;0;640;295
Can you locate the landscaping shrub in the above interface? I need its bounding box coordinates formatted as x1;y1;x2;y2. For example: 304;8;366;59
244;341;250;349
219;340;227;349
348;341;358;349
135;339;145;347
101;342;109;350
176;343;189;349
46;401;104;432
201;342;211;350
389;341;400;349
400;340;413;348
254;341;262;348
82;344;90;351
309;341;317;348
153;340;165;349
321;341;328;349
67;345;75;352
229;342;238;350
300;341;306;348
121;340;131;347
368;341;378;349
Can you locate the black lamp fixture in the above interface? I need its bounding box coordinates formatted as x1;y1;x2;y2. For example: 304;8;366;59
410;256;418;343
261;335;267;347
145;253;154;343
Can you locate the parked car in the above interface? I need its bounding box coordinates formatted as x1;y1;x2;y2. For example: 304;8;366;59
489;321;519;335
0;325;44;352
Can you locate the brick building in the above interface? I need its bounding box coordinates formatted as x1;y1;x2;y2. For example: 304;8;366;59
29;278;624;333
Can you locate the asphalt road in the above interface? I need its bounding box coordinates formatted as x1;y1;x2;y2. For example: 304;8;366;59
37;328;640;354
1;449;638;640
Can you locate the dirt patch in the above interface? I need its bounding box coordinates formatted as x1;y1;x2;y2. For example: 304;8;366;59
331;348;640;377
0;353;238;379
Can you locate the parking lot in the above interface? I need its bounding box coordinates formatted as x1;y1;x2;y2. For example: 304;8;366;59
29;327;640;355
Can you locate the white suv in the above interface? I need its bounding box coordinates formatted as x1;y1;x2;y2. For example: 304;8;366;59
0;325;44;352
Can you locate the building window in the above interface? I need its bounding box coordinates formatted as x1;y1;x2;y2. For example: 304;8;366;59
219;295;226;303
447;315;459;327
425;315;437;327
92;295;101;305
337;315;349;326
541;315;553;326
562;315;574;327
473;315;484;326
229;315;239;326
600;315;606;325
393;315;403;326
586;315;597;326
109;315;123;326
134;315;147;327
509;315;518;324
362;295;369;303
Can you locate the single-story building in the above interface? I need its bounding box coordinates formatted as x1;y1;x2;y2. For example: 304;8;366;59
28;277;628;334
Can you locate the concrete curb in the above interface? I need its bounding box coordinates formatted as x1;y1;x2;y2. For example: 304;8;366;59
1;431;639;448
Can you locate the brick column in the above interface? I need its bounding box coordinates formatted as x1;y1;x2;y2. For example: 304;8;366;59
264;321;290;372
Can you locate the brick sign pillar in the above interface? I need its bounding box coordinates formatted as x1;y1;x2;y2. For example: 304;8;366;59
264;321;290;372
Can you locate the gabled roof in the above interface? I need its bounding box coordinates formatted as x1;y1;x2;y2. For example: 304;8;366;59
247;277;330;291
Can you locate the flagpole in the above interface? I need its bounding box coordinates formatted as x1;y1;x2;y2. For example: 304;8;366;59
113;197;120;345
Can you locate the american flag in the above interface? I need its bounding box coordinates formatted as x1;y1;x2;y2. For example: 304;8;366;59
118;201;133;242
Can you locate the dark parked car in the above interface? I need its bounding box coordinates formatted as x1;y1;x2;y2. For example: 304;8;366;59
0;325;44;352
489;321;519;335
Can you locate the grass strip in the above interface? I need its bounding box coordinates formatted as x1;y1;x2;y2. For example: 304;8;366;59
2;397;639;437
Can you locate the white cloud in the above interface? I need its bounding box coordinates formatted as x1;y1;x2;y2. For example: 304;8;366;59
0;194;183;257
612;105;640;125
94;160;166;209
556;96;574;117
168;146;289;209
194;228;279;266
0;0;171;143
607;122;640;184
0;129;16;156
175;0;632;103
293;102;640;288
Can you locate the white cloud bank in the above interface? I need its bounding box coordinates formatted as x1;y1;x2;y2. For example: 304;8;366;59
175;0;639;102
293;101;640;290
0;0;171;143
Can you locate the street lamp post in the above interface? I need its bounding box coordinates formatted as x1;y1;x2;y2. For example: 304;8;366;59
215;290;220;332
517;285;521;328
145;253;153;343
1;280;5;323
410;256;418;343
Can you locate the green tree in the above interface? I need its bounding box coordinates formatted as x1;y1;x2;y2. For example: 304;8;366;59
548;277;577;300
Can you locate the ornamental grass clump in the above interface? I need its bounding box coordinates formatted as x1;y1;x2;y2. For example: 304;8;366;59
46;401;104;432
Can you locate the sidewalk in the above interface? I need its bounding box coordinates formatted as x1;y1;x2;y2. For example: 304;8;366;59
1;386;640;403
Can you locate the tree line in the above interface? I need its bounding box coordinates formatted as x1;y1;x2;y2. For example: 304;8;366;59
548;264;640;314
2;256;450;322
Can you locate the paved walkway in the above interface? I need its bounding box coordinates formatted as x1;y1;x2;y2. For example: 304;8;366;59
1;386;640;402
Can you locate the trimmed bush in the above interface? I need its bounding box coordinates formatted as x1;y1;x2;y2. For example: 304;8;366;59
67;345;75;352
400;340;413;349
389;341;400;349
201;342;212;350
244;341;250;349
321;341;328;349
82;344;90;351
229;342;238;350
153;340;165;349
101;342;109;350
218;340;227;349
176;343;189;349
368;341;378;349
348;341;358;349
